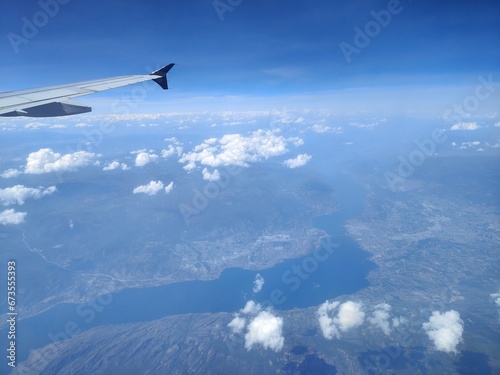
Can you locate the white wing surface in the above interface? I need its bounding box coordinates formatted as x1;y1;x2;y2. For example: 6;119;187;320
0;63;174;117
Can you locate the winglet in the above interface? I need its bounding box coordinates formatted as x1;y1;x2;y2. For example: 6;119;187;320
150;63;175;89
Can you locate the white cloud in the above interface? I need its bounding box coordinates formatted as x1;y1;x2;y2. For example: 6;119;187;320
133;181;164;196
1;169;21;178
24;148;97;174
311;124;342;133
368;303;392;335
179;129;301;171
317;300;365;339
283;153;312;169
134;151;159;167
228;316;246;334
241;300;262;315
164;181;174;194
161;145;183;159
289;137;304;147
0;209;26;225
103;161;129;171
245;311;284;352
103;161;121;171
164;137;179;143
349;121;381;129
491;291;500;318
317;300;341;339
24;122;46;129
253;273;264;294
491;291;500;307
337;301;365;332
422;310;463;353
450;122;479;131
227;300;285;352
392;316;407;328
494;122;500;127
0;185;56;206
454;141;481;149
202;168;220;181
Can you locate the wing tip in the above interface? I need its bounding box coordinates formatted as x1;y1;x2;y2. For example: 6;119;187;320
150;63;175;89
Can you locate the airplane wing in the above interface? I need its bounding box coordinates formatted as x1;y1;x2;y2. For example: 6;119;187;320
0;63;174;118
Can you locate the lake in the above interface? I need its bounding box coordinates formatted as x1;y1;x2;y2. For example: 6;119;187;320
2;171;376;370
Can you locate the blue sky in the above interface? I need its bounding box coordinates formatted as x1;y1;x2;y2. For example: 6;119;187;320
1;0;499;112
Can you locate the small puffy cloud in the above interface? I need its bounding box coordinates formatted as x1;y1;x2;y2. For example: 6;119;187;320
24;148;97;174
311;124;342;133
228;316;246;334
241;300;262;315
0;209;26;225
179;129;302;171
245;311;284;352
253;273;264;294
164;137;179;143
134;151;159;167
289;137;304;147
491;291;500;307
103;161;120;171
0;185;56;206
491;291;500;319
349;121;380;129
133;181;164;196
494;122;500;127
453;141;481;150
368;303;392;335
422;310;463;353
161;145;183;159
202;168;220;181
164;181;174;194
392;316;407;328
103;161;129;171
317;300;364;339
337;301;365;332
227;300;285;352
450;122;479;131
283;153;312;169
317;300;340;339
1;169;21;178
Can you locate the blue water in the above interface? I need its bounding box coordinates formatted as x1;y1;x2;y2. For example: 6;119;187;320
2;171;376;371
